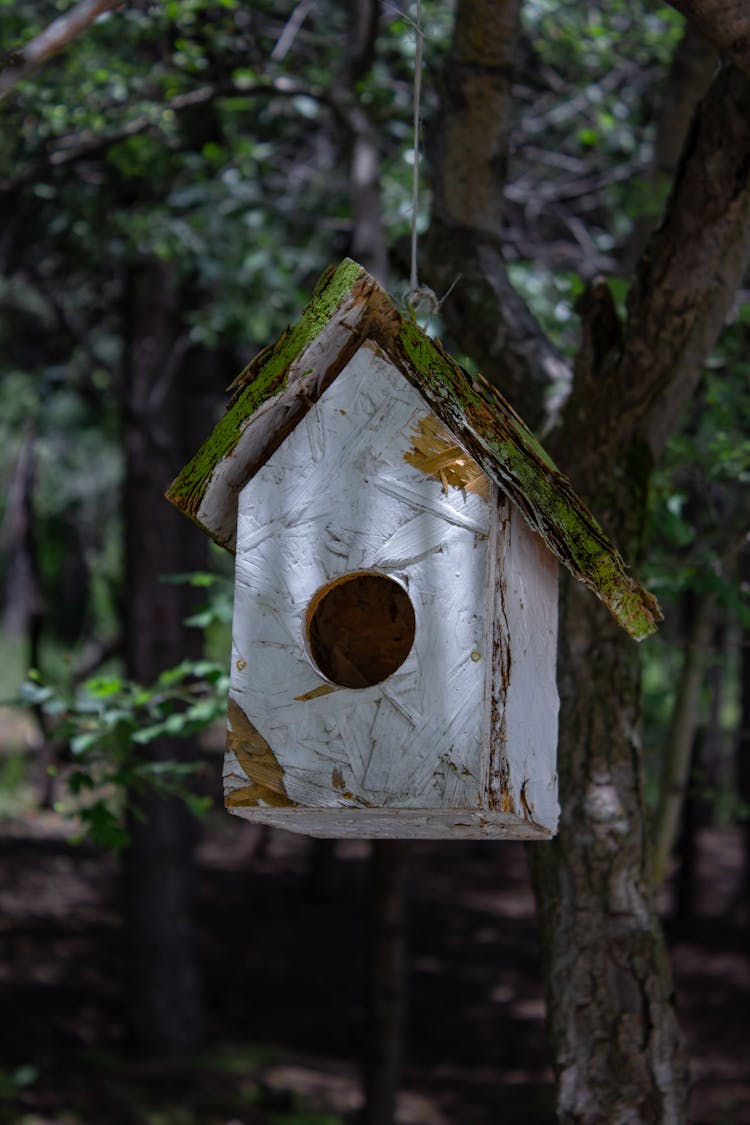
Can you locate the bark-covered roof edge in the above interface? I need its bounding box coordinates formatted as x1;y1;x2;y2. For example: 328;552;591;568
375;312;661;640
165;258;363;537
166;259;661;640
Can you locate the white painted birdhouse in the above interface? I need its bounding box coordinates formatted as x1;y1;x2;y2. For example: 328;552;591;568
167;260;659;840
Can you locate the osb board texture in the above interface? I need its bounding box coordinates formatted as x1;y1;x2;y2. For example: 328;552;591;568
224;345;490;815
167;258;659;639
226;805;553;840
165;260;366;550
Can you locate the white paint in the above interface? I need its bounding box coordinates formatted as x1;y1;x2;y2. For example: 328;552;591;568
223;340;560;840
227;343;489;815
486;498;560;834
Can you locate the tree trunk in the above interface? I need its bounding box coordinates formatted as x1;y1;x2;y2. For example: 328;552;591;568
425;0;570;433
738;546;750;919
362;840;408;1125
529;584;688;1122
624;21;715;266
1;426;42;642
424;2;750;1120
340;0;388;284
674;727;703;926
120;261;220;1053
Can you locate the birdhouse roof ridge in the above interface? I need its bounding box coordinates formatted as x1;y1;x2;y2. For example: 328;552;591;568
166;258;661;640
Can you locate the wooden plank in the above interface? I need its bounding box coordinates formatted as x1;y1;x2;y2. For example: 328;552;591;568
485;496;560;834
226;804;553;840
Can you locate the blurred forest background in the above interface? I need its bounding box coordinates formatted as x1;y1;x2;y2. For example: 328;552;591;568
0;1;749;1123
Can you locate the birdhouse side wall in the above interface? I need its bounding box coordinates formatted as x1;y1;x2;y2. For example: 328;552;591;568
486;497;560;833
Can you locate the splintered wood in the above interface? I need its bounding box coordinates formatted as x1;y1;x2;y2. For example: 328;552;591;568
405;415;490;500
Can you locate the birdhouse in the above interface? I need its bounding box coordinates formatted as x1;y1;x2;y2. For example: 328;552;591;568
166;260;659;840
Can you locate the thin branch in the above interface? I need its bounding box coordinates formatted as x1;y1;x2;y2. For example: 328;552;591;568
505;156;642;207
624;64;750;459
270;0;316;62
0;0;123;103
0;77;348;197
556;63;750;486
146;333;192;417
652;593;716;884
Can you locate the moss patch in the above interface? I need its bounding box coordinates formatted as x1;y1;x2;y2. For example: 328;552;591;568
374;309;660;640
168;258;660;641
165;259;364;530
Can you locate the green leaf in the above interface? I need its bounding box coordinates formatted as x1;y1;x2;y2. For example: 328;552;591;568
84;676;123;698
131;722;169;744
68;769;96;794
71;731;102;756
160;571;218;587
18;681;55;706
78;803;129;854
183;793;212;818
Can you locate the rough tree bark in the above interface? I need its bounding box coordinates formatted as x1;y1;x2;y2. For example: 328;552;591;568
532;64;750;1124
624;20;715;266
424;2;750;1121
664;0;750;79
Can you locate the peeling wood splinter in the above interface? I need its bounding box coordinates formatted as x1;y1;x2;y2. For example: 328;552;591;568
167;259;660;840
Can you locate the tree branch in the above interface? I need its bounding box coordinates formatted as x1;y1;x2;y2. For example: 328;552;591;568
0;0;122;103
558;63;750;503
667;0;750;80
652;593;716;884
0;77;349;198
270;0;316;62
423;0;571;432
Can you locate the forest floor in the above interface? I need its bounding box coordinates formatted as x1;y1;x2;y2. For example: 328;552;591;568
0;792;748;1125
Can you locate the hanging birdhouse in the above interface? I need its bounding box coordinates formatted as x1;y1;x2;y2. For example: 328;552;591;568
166;260;659;840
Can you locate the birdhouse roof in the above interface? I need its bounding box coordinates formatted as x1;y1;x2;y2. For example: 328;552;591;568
166;259;660;640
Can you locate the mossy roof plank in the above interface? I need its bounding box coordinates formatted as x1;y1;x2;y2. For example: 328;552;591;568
166;259;661;641
164;258;362;529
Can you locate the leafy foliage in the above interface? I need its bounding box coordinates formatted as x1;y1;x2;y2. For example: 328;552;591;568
646;326;750;615
1;0;747;851
18;658;228;852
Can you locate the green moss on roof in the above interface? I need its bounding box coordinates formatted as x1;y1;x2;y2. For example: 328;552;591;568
386;313;660;640
165;258;362;525
166;258;661;641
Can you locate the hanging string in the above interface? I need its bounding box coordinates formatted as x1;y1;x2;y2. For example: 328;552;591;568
404;0;439;320
409;0;423;293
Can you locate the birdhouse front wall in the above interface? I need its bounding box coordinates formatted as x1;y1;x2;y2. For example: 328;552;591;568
225;342;491;832
221;337;561;839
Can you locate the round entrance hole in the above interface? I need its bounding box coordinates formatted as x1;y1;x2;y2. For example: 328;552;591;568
306;572;416;689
